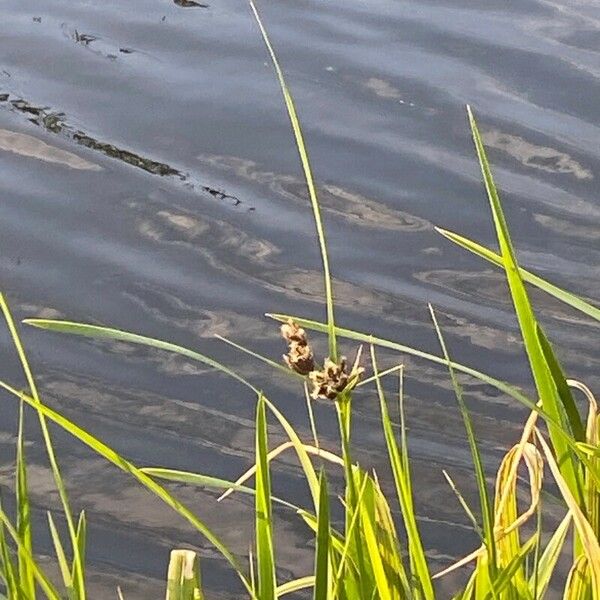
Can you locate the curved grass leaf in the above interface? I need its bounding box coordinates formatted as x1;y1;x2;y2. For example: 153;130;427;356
467;106;582;506
435;227;600;324
429;306;497;586
1;295;86;599
249;0;337;361
276;576;315;597
0;502;61;599
23;319;258;395
0;380;254;597
142;467;299;512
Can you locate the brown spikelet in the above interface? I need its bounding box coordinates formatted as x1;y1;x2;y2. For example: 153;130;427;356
309;349;364;401
281;319;315;375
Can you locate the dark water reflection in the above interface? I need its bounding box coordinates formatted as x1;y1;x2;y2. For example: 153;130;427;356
0;0;598;596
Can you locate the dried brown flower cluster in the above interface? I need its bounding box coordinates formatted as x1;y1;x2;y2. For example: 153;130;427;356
308;355;364;401
281;319;315;376
280;319;363;401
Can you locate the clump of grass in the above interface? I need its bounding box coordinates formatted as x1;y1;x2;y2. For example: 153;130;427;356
0;2;599;599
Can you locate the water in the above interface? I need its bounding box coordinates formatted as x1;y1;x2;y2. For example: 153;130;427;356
0;0;598;596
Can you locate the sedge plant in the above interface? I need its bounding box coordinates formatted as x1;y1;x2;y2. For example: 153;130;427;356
0;1;598;598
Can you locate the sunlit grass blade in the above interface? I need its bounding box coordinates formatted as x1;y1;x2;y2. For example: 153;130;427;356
24;319;258;395
141;467;299;512
370;345;433;599
528;512;570;598
443;470;484;542
16;400;35;599
492;441;544;598
0;501;61;599
276;576;315;597
331;473;370;598
255;394;277;600
537;327;584;443
249;0;336;361
0;380;254;597
217;439;340;509
304;383;319;450
429;305;497;585
481;534;537;600
313;470;331;600
0;295;86;598
47;511;74;594
0;497;18;598
435;227;600;323
357;477;391;600
72;511;86;589
262;399;322;510
563;555;591;600
536;430;600;589
372;472;413;599
25;317;323;516
467;106;582;505
165;549;203;600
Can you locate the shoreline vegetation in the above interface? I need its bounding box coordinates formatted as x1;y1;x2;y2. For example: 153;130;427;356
1;2;599;598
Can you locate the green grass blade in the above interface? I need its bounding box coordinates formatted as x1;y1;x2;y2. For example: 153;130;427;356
467;106;582;505
165;549;203;600
72;511;86;589
249;0;337;360
371;346;434;599
0;497;19;598
358;477;391;600
313;470;331;600
0;296;85;599
0;502;61;599
443;470;485;543
482;535;537;600
0;380;253;597
262;398;320;510
141;468;299;511
536;326;584;442
16;400;35;599
255;394;277;600
528;512;570;598
24;319;258;395
429;305;497;583
47;511;74;594
435;227;600;323
276;576;315;597
331;473;370;598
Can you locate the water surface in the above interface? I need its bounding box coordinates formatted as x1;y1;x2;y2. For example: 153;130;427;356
0;0;599;596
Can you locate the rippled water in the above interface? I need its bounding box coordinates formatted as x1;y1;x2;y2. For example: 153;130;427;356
0;0;599;596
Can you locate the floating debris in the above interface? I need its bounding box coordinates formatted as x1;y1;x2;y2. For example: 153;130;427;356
73;133;180;176
173;0;209;7
73;30;98;45
0;92;252;209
